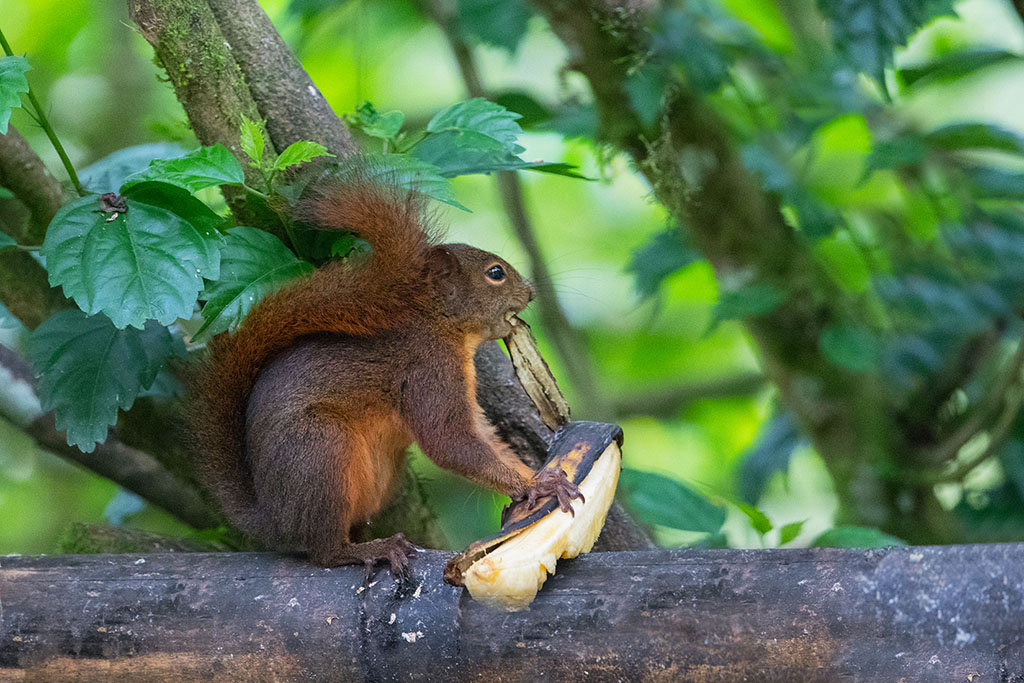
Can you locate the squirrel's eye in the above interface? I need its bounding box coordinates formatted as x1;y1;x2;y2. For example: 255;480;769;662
485;264;506;283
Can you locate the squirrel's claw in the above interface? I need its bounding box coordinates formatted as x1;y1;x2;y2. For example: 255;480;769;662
524;467;585;516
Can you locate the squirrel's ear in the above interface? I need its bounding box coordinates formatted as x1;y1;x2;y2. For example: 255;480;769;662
424;245;459;284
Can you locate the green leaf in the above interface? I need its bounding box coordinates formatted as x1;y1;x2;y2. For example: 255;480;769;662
493;91;552;129
820;324;881;372
968;167;1024;201
412;99;584;178
734;501;773;535
79;143;188;194
812;525;906;548
121;144;244;193
779;520;806;545
924;123;1024;154
194;227;313;340
359;153;470;211
43;194;221;329
413;99;522;174
427;98;523;146
625;65;668;127
712;282;786;323
122;181;225;237
898;49;1021;88
344;101;406;141
0;56;30;135
650;9;730;93
457;0;532;53
270;140;334;173
28;309;183;452
865;135;929;173
627;228;700;298
737;412;802;504
0;233;16;251
618;469;727;533
239;115;267;169
817;0;957;83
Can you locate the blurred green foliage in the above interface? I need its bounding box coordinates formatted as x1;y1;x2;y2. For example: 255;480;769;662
6;0;1024;555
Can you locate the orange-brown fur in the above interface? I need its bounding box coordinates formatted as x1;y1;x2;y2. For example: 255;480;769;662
187;177;537;567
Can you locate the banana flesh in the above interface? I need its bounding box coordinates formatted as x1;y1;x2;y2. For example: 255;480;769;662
445;422;623;611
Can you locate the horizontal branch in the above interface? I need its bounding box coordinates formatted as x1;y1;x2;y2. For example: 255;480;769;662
0;347;221;530
2;545;1022;679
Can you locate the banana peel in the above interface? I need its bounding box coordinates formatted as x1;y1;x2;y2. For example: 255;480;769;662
503;315;571;430
444;421;623;611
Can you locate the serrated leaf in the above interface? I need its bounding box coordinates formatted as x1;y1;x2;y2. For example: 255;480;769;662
43;194;221;329
627;228;700;298
818;0;957;83
457;0;532;53
414;99;585;178
820;324;881;372
618;469;726;533
121;144;244;193
924;123;1024;154
240;115;267;168
779;520;806;545
0;233;16;251
270;140;334;173
359;153;470;211
121;180;226;240
344;101;405;141
812;525;906;548
427;98;523;146
79;143;188;194
898;49;1021;88
28;309;183;452
194;227;313;340
734;501;773;535
0;56;30;135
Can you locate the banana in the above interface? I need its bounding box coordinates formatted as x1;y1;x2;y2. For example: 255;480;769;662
444;422;623;611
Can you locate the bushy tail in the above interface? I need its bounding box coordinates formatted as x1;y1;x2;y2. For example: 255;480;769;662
186;178;437;532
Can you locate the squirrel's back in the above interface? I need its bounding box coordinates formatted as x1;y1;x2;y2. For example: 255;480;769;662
186;179;438;530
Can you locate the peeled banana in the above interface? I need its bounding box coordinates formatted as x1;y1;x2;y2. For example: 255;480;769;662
444;422;623;611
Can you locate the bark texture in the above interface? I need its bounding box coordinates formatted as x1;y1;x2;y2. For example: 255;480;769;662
2;545;1022;680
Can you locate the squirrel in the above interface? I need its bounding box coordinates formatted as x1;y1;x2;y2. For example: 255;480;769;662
187;175;581;575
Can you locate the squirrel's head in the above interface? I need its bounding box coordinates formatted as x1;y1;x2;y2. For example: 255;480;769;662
424;243;534;339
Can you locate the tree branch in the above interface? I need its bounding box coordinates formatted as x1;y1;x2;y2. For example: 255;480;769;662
0;126;65;243
611;372;767;419
4;545;1024;678
0;346;221;530
205;0;356;157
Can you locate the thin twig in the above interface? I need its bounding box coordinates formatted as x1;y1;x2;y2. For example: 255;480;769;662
611;372;767;419
418;0;608;416
0;27;85;196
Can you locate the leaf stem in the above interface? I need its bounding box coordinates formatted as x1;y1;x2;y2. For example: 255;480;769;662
0;26;86;197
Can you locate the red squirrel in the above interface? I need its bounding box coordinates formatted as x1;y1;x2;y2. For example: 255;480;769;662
187;176;580;574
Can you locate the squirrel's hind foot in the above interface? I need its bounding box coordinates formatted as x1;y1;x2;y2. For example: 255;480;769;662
311;533;418;581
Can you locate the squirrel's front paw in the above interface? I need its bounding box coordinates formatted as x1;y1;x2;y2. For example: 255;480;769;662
522;468;585;516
